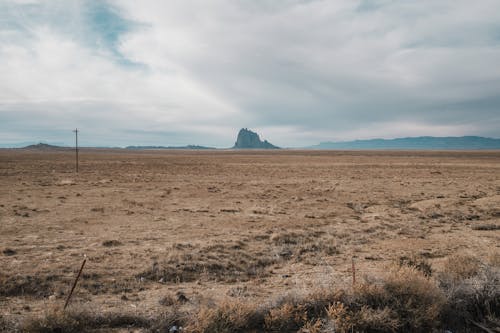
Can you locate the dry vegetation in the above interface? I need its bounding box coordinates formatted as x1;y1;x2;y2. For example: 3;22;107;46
0;149;499;332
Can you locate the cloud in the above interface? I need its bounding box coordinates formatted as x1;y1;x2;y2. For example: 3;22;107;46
1;0;500;147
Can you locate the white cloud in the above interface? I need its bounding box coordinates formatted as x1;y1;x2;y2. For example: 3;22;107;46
1;0;500;146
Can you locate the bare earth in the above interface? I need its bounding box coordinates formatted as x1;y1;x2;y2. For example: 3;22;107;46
1;149;499;322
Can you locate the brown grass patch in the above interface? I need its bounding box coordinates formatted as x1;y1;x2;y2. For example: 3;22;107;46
138;241;277;283
471;223;500;231
0;273;55;298
21;309;153;333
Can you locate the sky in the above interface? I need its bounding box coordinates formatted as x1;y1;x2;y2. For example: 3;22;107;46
1;0;499;148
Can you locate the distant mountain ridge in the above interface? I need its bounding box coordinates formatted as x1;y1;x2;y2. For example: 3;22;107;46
233;128;280;149
308;136;500;150
3;135;499;150
22;143;70;150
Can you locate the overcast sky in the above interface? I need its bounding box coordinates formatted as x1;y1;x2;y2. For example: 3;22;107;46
1;0;499;147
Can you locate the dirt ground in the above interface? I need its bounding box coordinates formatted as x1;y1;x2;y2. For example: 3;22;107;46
1;149;499;323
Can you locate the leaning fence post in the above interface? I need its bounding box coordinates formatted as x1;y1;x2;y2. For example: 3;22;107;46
351;257;356;286
64;255;87;310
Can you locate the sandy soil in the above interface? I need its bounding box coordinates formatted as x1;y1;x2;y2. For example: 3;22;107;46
1;149;499;322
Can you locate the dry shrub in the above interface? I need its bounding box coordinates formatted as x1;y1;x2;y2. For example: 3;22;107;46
439;254;500;330
264;302;308;331
326;302;399;333
102;239;122;247
350;266;445;332
326;302;352;332
159;293;177;306
0;314;15;332
188;299;260;333
298;318;324;333
398;254;433;277
22;310;85;333
264;289;344;332
270;230;326;245
443;254;480;280
149;308;187;333
296;241;340;258
270;231;308;245
488;251;500;267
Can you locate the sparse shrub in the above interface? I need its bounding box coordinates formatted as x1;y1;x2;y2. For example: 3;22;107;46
149;308;187;333
22;310;87;333
326;303;399;333
297;242;340;257
188;300;260;333
299;318;324;333
22;309;152;333
14;257;500;333
488;251;500;267
0;314;14;332
2;248;17;256
139;242;277;283
439;254;500;331
0;273;54;297
352;266;445;332
443;254;480;280
159;293;177;306
264;302;308;331
471;223;500;230
158;291;188;307
102;240;122;247
325;302;352;332
271;231;305;245
398;254;433;277
354;306;399;332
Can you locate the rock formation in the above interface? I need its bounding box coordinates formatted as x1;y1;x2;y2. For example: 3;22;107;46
233;128;279;149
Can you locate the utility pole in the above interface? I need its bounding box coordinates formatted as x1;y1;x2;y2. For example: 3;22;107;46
73;128;79;173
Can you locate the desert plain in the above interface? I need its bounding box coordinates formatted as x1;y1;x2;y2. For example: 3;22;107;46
0;149;499;331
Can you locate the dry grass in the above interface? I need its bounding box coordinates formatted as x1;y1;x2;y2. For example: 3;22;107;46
2;150;500;332
21;308;153;333
0;273;55;298
138;241;277;283
443;253;481;280
398;254;433;277
16;255;499;332
471;223;500;231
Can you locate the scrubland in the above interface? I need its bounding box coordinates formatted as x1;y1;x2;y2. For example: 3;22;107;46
0;149;499;332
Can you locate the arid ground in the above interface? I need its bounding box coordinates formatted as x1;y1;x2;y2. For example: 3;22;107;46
1;149;499;331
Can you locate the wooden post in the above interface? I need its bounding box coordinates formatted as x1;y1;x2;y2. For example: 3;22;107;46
351;257;356;286
64;256;86;310
73;128;79;173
